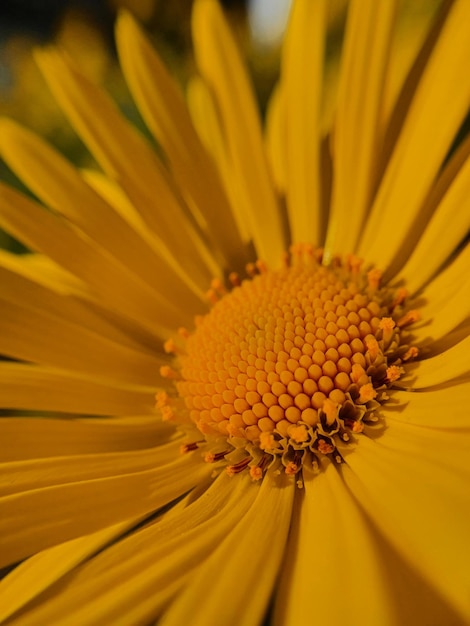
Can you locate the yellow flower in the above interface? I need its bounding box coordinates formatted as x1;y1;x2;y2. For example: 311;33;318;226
0;0;469;624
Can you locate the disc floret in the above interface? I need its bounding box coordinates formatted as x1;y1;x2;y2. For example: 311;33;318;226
159;245;419;483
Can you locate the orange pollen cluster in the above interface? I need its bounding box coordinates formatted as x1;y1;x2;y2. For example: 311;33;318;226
158;247;419;483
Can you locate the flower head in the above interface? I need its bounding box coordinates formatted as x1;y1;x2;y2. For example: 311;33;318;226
0;1;469;624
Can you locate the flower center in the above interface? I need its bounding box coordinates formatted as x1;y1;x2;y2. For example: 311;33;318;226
158;245;419;484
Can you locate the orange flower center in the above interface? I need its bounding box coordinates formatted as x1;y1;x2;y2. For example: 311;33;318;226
159;246;419;483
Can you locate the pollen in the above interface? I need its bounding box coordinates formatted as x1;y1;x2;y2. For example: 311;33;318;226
158;246;419;481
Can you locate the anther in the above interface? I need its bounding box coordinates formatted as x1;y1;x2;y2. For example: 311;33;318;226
397;310;421;328
402;346;419;361
160;365;180;380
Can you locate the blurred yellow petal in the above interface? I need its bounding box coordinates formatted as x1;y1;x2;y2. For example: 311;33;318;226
387;383;470;429
115;12;247;271
0;118;204;309
187;76;252;243
359;0;470;272
0;453;211;568
0;518;139;623
0;415;169;461
264;82;286;194
397;147;470;292
281;0;325;244
35;48;219;286
0;363;155;414
8;474;256;625
192;0;285;265
325;0;396;259
0;184;192;335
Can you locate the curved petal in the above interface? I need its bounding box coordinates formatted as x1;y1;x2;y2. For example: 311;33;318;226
35;48;219;286
358;0;470;273
406;335;470;388
8;474;257;625
115;12;247;271
191;0;285;265
0;453;211;568
160;470;295;626
341;425;470;622
0;363;155;415
0;517;140;623
281;0;325;244
275;463;397;626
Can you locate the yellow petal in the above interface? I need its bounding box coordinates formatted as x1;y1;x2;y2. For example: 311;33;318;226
0;183;190;335
325;0;397;259
406;334;470;388
0;453;210;568
281;0;326;244
0;298;165;387
0;518;139;623
276;463;397;625
396;145;470;292
12;474;256;625
264;82;286;194
386;382;470;429
0;118;204;309
115;11;247;271
0;415;170;461
35;48;219;286
0;257;156;352
341;425;470;622
0;362;155;416
191;0;285;265
160;470;295;626
419;243;470;316
186;76;252;243
414;276;470;344
0;439;184;497
358;0;470;273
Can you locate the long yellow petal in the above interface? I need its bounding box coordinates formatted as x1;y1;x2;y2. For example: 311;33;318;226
396;148;470;292
10;474;256;625
0;518;140;623
0;363;155;415
0;298;165;387
35;48;219;285
281;0;326;244
0;119;204;308
0;415;170;462
386;383;470;429
192;0;285;265
341;425;470;622
0;439;183;497
0;453;210;568
358;0;470;272
115;11;247;271
160;470;294;626
325;0;397;259
186;76;252;243
0;183;191;335
276;463;397;625
406;334;470;388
